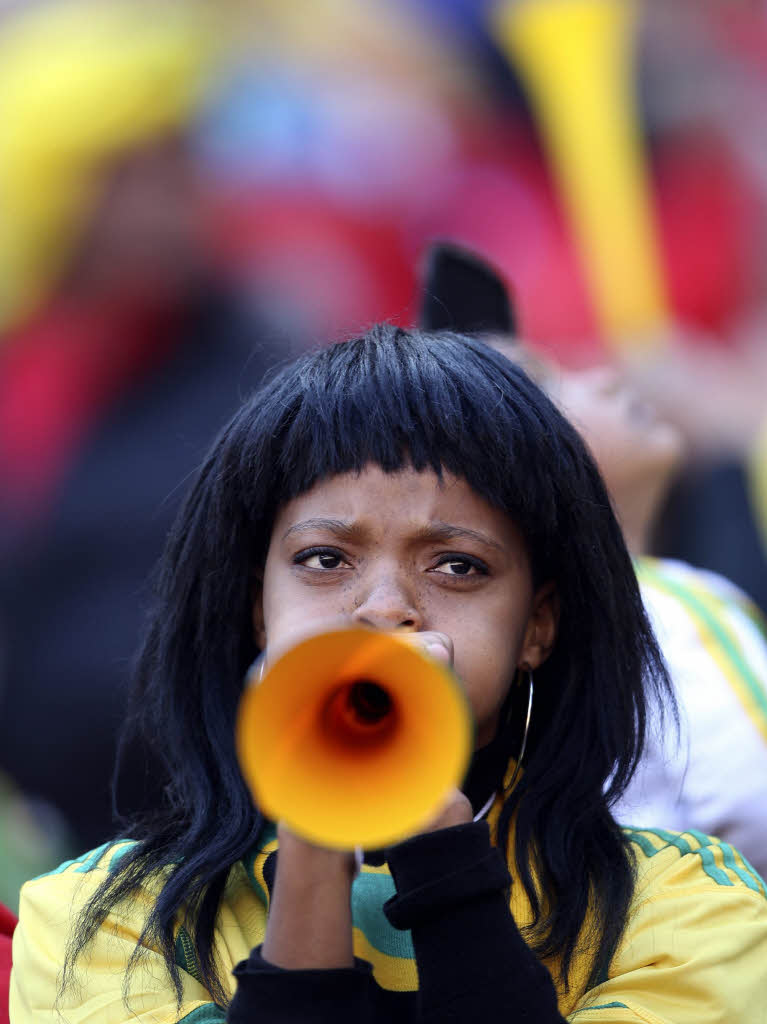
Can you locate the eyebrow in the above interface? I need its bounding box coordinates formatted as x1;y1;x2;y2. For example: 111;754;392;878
412;521;506;554
282;517;505;554
282;518;364;542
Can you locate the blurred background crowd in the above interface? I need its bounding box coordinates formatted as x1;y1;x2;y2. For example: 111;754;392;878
2;0;767;909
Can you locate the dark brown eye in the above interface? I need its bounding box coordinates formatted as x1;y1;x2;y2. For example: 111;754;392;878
432;555;487;576
295;547;347;570
317;552;342;569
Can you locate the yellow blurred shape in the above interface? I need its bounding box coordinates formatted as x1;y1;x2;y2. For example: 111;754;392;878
494;0;670;350
237;628;473;850
749;417;767;556
0;0;216;329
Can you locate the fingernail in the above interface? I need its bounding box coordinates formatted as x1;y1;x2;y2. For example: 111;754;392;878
427;641;449;660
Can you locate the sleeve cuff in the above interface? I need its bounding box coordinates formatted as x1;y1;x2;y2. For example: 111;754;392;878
229;948;375;1023
384;820;511;930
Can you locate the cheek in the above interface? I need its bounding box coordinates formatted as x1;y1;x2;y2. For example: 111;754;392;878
453;615;524;729
259;560;302;638
259;561;358;644
570;406;627;464
585;430;634;486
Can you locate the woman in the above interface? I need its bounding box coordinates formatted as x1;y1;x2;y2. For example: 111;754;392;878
11;325;767;1022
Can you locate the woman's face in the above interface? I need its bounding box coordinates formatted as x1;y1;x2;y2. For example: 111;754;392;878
491;340;684;509
550;365;685;497
253;465;557;747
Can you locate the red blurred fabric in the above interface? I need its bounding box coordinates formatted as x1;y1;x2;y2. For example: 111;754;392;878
0;903;17;1024
207;188;417;342
0;296;180;526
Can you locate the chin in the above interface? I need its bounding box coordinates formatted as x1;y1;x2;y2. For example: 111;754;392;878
643;433;686;508
658;422;687;471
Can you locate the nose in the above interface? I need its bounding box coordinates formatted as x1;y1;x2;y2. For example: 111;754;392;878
580;364;623;395
350;572;422;632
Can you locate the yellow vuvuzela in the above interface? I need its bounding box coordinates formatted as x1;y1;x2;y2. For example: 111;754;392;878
494;0;670;350
236;628;473;850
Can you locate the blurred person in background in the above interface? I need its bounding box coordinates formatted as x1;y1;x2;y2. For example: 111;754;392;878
625;322;767;618
616;0;767;616
420;242;767;877
0;0;286;861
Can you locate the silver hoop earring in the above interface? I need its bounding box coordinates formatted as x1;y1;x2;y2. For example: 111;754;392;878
505;669;533;794
246;653;267;686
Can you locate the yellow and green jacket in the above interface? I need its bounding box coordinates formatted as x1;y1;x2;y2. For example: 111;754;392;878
11;802;767;1023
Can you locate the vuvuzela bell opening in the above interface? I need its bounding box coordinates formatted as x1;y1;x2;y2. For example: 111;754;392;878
321;680;397;748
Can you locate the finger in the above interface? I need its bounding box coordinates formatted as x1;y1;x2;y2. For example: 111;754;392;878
396;630;454;667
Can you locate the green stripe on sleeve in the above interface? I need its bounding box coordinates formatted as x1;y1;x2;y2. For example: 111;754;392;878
571;1002;629;1014
352;870;415;959
637;560;767;739
108;842;135;874
175;926;203;983
73;842;113;873
623;828;660;859
178;1005;226;1023
625;827;767;889
32;841;113;880
687;829;767;899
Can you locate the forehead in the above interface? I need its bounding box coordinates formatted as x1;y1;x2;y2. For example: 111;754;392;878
271;465;526;551
486;337;558;390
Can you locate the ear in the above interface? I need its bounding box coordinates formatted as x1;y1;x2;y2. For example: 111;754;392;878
251;573;266;650
518;582;559;671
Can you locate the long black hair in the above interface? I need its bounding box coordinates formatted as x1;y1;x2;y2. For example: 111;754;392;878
67;324;671;1005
